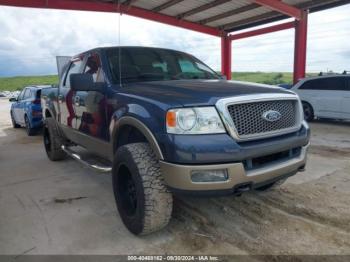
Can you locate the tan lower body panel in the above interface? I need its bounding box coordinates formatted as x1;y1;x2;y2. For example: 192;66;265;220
160;144;309;191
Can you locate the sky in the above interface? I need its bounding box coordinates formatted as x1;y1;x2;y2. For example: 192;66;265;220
0;3;349;77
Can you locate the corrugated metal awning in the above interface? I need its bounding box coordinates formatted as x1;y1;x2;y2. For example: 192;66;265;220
113;0;349;32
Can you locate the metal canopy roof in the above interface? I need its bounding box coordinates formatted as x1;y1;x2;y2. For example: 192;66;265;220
0;0;348;83
1;0;349;36
114;0;349;32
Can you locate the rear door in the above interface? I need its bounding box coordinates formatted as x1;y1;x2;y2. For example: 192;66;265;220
16;88;32;124
58;57;84;128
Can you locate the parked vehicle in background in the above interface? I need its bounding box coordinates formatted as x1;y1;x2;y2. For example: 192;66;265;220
9;85;51;135
292;75;350;121
278;83;292;89
42;46;309;235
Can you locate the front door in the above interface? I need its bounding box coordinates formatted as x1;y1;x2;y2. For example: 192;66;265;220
73;52;108;141
12;89;25;124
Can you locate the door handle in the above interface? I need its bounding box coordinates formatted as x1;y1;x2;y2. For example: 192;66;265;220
74;96;81;106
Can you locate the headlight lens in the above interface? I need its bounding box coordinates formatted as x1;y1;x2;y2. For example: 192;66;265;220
166;107;226;134
177;109;197;131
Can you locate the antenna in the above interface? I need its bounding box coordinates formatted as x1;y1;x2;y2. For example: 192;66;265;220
117;0;122;87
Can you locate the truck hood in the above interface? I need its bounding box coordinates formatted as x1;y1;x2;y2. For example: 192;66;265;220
121;79;294;107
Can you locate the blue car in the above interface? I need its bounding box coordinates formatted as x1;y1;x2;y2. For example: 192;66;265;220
10;85;51;136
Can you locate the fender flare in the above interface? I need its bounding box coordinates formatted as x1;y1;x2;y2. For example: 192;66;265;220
111;116;164;160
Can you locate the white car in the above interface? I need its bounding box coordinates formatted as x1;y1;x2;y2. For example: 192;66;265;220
291;75;350;121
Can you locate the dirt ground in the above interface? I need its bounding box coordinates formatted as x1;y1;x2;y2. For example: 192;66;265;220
0;98;349;256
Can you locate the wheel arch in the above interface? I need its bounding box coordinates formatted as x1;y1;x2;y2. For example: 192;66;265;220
111;117;164;160
301;100;315;112
301;100;315;120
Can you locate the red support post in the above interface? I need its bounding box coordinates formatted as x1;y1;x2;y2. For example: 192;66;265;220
221;36;232;80
293;10;308;84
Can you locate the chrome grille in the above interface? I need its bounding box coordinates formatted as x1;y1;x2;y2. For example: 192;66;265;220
227;100;298;138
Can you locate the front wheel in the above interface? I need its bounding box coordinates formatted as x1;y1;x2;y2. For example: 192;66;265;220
112;143;173;235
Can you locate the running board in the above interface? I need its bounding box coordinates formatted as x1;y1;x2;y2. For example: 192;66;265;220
61;145;112;173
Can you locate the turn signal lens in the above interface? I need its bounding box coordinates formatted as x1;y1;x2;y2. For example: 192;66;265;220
166;111;176;128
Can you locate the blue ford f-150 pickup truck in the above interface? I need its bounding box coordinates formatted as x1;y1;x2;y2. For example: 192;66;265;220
41;46;310;235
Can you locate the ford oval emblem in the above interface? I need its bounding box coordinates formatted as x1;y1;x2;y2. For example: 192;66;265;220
262;110;282;122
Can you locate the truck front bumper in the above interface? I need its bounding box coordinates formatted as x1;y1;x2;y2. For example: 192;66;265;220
160;143;309;195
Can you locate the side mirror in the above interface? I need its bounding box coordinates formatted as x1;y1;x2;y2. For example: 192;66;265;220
9;97;17;102
70;73;105;93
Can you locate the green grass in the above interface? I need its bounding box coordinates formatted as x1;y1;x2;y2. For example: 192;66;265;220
231;72;318;85
232;72;293;85
0;75;58;92
0;72;318;92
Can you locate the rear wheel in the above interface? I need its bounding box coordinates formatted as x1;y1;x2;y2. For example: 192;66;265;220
302;102;314;122
43;118;66;161
25;115;36;136
112;143;173;235
10;111;20;128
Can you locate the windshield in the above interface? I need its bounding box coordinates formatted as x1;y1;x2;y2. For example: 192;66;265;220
106;47;220;84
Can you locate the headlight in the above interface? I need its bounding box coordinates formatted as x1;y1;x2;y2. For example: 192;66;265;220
166;107;226;134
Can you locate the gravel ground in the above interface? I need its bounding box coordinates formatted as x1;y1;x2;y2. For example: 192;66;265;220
0;98;349;256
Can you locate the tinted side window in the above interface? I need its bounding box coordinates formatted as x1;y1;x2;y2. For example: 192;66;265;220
299;77;347;91
327;77;347;90
23;89;32;99
17;89;25;100
84;53;105;83
64;59;83;88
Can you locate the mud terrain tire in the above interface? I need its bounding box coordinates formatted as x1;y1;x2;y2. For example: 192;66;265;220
43;118;66;161
112;143;173;235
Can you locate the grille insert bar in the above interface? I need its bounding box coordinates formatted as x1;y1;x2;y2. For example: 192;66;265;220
215;94;302;141
227;100;297;137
